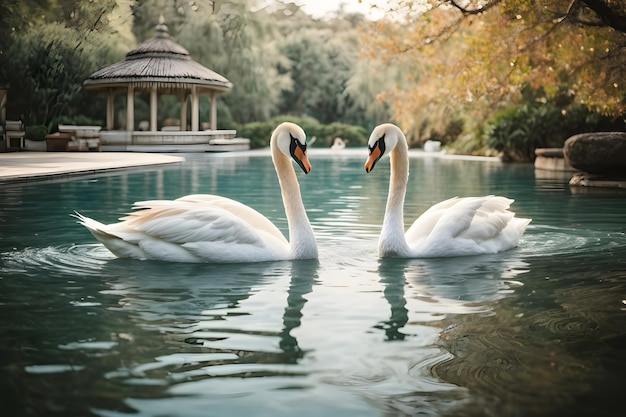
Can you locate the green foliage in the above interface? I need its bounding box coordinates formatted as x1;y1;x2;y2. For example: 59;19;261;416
238;116;368;149
361;0;626;156
237;122;274;148
342;59;401;130
486;88;626;162
51;114;103;130
426;117;464;146
1;0;123;128
238;116;322;148
277;28;358;124
4;24;87;124
316;122;369;147
1;0;388;137
25;125;48;141
137;0;379;127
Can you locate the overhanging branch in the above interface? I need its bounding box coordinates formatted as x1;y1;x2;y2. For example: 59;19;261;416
447;0;502;15
578;0;626;33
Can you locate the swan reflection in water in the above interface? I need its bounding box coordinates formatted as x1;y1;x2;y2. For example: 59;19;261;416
357;253;531;414
278;260;319;359
2;247;322;416
100;258;320;386
375;252;530;341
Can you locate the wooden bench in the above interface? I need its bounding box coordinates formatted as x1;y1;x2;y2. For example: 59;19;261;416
4;120;26;151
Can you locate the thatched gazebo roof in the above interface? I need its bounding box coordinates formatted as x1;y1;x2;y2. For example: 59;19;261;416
84;20;232;92
84;19;232;132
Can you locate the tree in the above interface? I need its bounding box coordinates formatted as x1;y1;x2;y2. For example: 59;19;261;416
359;0;626;144
130;0;291;125
342;56;404;131
272;6;393;127
134;0;386;127
277;28;353;123
0;0;389;132
1;0;128;127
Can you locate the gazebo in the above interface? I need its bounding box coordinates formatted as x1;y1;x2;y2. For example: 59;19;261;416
83;18;247;152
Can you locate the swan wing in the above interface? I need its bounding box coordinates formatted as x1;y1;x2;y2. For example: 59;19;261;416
457;196;516;241
405;196;530;256
404;197;463;242
75;122;317;263
77;195;290;263
131;194;288;245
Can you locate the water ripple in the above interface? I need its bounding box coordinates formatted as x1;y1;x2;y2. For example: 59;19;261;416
521;225;626;258
1;244;114;276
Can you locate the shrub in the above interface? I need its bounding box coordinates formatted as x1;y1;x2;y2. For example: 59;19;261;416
238;121;275;149
424;116;465;147
25;124;48;141
320;122;368;147
486;102;625;162
48;115;103;132
239;116;368;149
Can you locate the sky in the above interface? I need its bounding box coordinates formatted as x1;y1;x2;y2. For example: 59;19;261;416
276;0;385;20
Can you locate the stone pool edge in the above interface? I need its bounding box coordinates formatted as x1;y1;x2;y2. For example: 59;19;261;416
0;152;185;185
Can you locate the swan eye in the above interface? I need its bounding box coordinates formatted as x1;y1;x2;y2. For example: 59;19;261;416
289;134;307;154
369;135;386;155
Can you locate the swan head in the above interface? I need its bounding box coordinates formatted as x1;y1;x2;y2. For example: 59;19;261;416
364;123;401;173
273;122;312;174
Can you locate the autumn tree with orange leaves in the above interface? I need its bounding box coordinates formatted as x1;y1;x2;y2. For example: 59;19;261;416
359;0;626;153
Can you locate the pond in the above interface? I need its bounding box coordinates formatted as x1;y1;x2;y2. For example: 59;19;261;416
1;150;625;417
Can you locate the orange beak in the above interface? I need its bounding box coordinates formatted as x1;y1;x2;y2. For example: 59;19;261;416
364;145;382;173
293;145;311;174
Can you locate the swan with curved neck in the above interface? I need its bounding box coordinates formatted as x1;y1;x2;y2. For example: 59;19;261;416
364;123;531;258
75;122;318;263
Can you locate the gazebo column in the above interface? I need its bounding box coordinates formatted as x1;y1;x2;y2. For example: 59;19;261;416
179;91;187;131
191;85;199;131
210;91;217;130
106;89;114;131
84;19;233;137
150;85;158;132
126;85;135;131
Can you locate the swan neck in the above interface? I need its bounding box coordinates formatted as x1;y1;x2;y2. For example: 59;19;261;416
380;134;410;256
272;144;317;259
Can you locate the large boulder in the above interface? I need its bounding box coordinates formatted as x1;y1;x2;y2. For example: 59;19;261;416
563;132;626;176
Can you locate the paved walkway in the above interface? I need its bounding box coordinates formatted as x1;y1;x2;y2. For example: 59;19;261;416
0;152;184;184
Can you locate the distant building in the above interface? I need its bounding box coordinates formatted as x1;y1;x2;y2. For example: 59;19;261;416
83;19;248;152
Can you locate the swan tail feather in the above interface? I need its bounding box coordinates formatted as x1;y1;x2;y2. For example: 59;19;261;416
72;212;147;259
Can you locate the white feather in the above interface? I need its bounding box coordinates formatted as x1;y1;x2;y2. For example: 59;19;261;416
74;122;317;263
366;123;531;258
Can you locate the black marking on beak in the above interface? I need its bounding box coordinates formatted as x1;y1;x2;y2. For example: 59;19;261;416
290;134;310;174
365;134;386;173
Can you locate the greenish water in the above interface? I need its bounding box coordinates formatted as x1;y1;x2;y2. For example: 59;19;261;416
1;150;625;417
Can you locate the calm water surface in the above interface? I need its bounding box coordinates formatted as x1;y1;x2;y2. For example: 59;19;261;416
1;150;625;417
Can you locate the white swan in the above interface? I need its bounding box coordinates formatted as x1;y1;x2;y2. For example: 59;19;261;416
75;122;318;263
364;123;531;258
331;137;346;150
